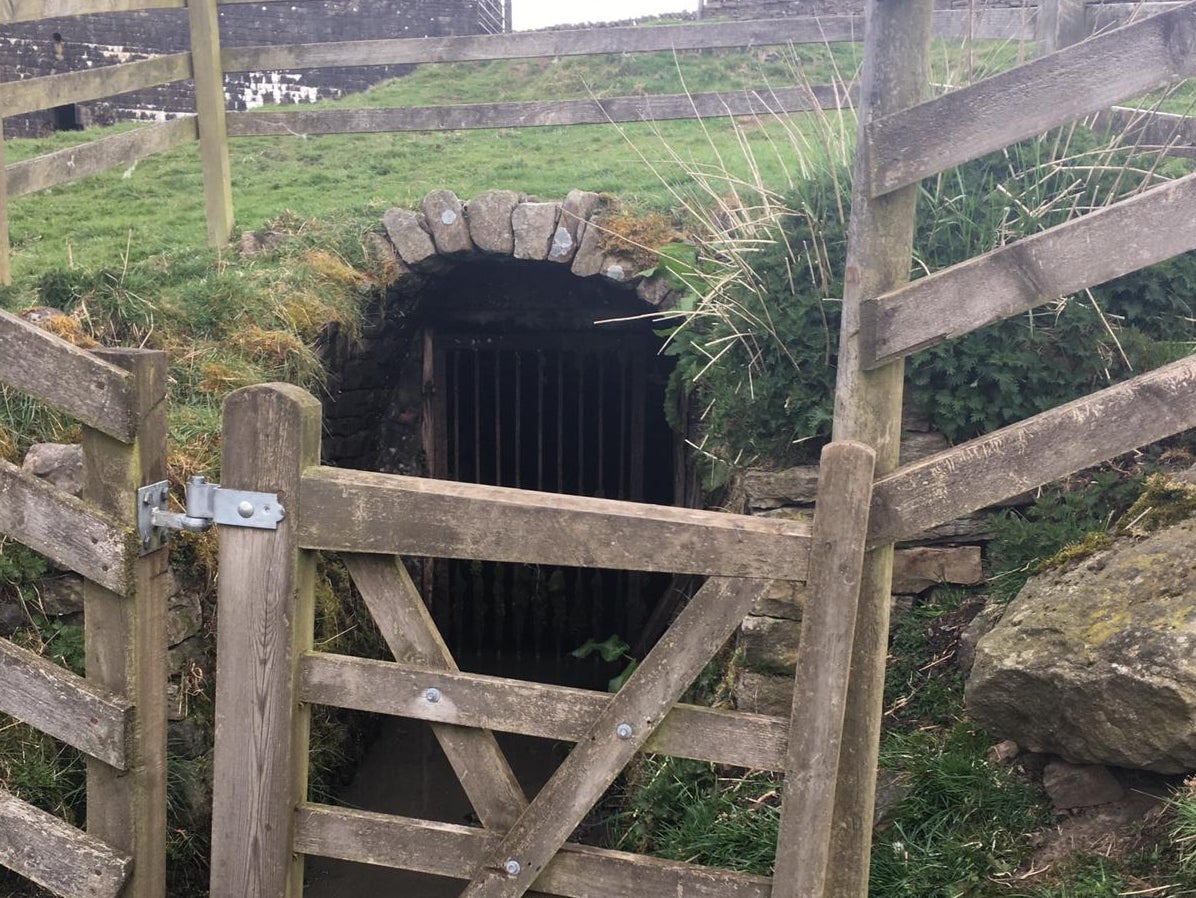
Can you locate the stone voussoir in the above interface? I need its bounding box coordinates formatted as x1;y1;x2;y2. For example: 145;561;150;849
465;189;522;255
382;207;440;269
512;201;560;261
550;189;601;264
421;189;474;256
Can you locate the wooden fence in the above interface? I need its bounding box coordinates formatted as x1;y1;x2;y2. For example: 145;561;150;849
0;0;1180;285
0;309;168;898
206;2;1196;897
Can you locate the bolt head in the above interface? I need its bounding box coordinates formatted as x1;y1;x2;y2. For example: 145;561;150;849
503;860;521;877
615;723;633;740
424;687;441;703
237;500;255;519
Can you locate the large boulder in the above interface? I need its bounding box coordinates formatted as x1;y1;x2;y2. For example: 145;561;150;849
966;518;1196;773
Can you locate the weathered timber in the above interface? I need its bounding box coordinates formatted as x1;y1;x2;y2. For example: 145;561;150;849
299;652;790;771
774;442;876;898
0;460;128;594
344;554;528;830
0;111;8;286
458;578;769;898
0;788;132;898
1036;0;1087;54
0;54;191;118
82;349;169;898
6;118;197;199
188;0;233;245
828;3;934;896
219;11;1027;71
210;384;321;898
0;637;131;769
0;0;183;24
869;354;1196;547
294;804;772;898
0;309;135;441
226;85;848;137
867;3;1196;197
862;169;1196;367
1088;2;1187;33
299;467;811;580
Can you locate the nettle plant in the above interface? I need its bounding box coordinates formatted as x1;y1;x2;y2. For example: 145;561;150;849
662;122;1196;473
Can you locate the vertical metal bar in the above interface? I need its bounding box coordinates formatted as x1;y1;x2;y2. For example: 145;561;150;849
596;351;605;497
453;349;462;482
537;350;545;492
618;351;629;501
557;350;565;494
474;349;482;485
494;350;503;487
629;344;647;503
577;352;586;496
514;351;523;490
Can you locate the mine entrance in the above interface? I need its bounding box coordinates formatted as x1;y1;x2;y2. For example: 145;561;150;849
424;326;680;682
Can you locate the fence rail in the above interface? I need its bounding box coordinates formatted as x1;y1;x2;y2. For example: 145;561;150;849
0;311;168;898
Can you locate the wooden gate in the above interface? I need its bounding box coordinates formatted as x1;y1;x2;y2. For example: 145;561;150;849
207;4;1196;898
0;310;167;898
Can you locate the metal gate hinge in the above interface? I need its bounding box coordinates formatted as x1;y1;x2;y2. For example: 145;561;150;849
137;476;285;554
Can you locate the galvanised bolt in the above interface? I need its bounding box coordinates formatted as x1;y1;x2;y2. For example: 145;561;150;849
424;687;441;703
504;860;521;877
615;723;633;740
237;500;255;519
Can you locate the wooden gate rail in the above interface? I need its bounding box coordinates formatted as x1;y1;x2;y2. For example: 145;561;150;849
297;465;811;579
299;652;790;770
865;1;1196;196
0;311;168;898
863;168;1196;365
0;54;192;120
293;804;773;898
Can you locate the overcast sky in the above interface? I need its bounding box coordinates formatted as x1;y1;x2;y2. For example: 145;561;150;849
512;0;700;31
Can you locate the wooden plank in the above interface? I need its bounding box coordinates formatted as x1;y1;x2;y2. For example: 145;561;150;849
0;788;132;898
0;54;191;118
1;0;184;25
6;118;198;199
458;577;769;898
222;18;868;71
188;0;234;246
82;349;169;898
210;383;322;898
1036;0;1087;54
226;85;849;137
0;309;135;441
298;467;811;580
0;460;128;594
0;104;9;287
299;652;790;771
295;804;772;898
0;637;132;769
345;554;527;830
867;3;1196;197
869;354;1196;548
862;168;1196;367
1088;3;1187;34
773;442;875;898
827;3;934;897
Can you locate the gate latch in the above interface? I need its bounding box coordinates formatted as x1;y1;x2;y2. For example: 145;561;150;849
137;476;285;553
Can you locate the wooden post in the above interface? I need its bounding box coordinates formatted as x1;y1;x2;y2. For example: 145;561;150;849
827;2;933;896
1;99;11;285
210;384;321;898
772;441;876;898
1036;0;1087;55
82;349;170;898
187;0;234;245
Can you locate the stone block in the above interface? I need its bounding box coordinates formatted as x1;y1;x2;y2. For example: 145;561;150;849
600;255;639;284
421;189;474;256
382;207;439;269
744;466;820;509
734;669;793;717
1043;760;1124;810
512;202;560;261
168;587;203;647
465;189;521;254
891;546;984;594
549;189;600;264
571;211;607;277
750;579;806;620
739;613;802;671
22;443;84;498
900;430;949;465
636;275;677;308
34;574;84;616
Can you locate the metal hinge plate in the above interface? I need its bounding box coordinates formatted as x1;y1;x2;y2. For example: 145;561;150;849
137;477;285;554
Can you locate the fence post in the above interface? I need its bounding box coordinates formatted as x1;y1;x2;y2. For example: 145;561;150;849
826;1;934;896
187;0;234;246
1036;0;1087;54
82;349;170;898
210;384;321;898
773;441;876;898
1;104;11;286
